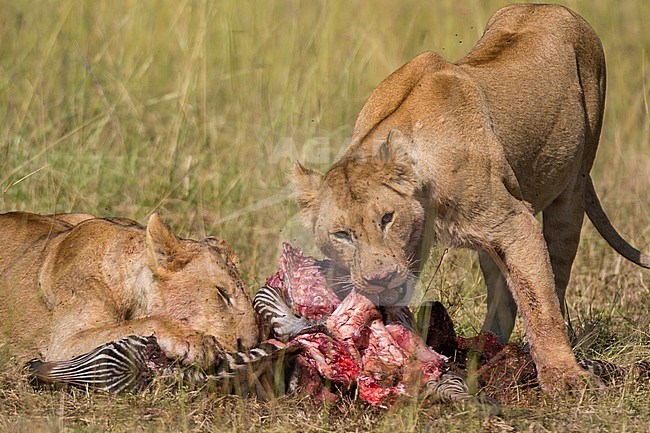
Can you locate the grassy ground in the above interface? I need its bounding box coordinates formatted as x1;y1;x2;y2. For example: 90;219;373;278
1;0;649;431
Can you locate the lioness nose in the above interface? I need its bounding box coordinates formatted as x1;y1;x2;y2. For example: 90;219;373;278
363;269;399;288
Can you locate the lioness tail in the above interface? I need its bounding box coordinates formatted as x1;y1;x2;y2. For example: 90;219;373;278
585;175;650;268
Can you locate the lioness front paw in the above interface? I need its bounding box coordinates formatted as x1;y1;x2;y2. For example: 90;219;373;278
155;329;221;369
538;365;604;395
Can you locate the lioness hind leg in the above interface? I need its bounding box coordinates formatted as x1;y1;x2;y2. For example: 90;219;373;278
542;178;586;319
479;250;518;344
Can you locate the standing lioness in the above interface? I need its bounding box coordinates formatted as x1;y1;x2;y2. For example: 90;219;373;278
291;4;649;393
0;212;259;367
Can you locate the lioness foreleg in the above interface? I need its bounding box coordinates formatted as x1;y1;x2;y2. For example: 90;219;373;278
487;208;595;393
48;317;221;368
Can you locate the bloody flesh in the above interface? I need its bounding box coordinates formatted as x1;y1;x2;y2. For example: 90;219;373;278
266;243;340;320
263;243;448;407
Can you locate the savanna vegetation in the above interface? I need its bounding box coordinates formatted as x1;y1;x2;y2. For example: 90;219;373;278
1;0;648;431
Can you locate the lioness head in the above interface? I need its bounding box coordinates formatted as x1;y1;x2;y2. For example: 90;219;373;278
145;214;259;351
291;130;425;305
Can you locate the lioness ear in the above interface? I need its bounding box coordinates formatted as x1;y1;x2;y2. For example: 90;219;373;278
379;129;410;163
203;236;241;272
146;213;187;273
377;129;416;195
289;161;323;226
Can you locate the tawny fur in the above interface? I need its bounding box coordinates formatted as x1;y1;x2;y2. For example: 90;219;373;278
291;4;649;394
0;212;259;366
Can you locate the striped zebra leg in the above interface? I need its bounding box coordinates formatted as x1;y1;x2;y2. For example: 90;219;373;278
27;335;153;393
253;285;325;341
208;341;303;399
26;335;302;397
422;371;500;413
578;358;627;384
422;371;473;404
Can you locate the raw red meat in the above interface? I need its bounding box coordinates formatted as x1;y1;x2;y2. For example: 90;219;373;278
456;331;504;363
257;243;449;407
326;289;380;363
357;319;409;406
386;323;445;384
288;333;360;387
265;243;340;320
361;320;407;384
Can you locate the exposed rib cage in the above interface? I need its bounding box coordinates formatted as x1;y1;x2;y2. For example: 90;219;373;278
253;285;494;407
27;335;296;394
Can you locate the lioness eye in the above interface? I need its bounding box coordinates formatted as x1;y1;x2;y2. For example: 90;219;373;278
380;212;394;230
215;285;232;305
332;230;352;242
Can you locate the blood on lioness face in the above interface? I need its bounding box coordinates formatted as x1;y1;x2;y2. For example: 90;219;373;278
311;173;424;306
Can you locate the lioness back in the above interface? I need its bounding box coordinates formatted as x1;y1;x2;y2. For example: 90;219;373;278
0;213;75;357
0;212;70;271
458;3;605;211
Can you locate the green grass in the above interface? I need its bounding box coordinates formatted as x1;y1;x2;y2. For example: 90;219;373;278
1;0;649;431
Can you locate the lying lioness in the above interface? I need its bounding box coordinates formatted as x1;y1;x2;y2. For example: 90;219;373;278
291;3;649;393
0;212;259;367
